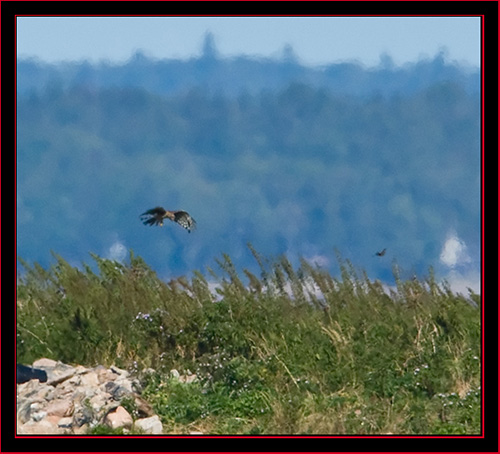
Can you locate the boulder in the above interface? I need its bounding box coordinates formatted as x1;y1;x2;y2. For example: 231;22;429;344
17;364;47;384
104;406;133;430
134;415;163;434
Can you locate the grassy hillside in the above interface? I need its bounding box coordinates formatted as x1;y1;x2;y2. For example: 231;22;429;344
16;247;481;434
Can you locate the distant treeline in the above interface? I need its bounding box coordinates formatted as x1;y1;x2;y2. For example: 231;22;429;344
17;41;479;98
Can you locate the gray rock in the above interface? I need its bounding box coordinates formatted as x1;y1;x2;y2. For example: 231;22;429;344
32;358;58;368
104;381;132;400
73;406;93;427
57;417;73;428
134;415;163;434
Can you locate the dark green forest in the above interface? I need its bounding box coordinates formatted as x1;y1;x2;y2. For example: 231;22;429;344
16;48;480;288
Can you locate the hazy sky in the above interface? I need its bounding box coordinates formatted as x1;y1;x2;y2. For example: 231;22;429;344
16;16;481;67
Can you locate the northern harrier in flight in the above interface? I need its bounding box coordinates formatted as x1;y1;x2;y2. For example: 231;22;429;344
140;207;196;233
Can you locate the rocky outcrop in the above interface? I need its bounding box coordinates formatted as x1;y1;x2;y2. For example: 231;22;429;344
16;358;163;435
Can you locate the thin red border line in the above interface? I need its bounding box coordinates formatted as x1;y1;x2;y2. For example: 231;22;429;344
14;14;484;440
14;14;17;442
13;436;487;440
14;14;484;17
479;10;485;441
13;12;17;445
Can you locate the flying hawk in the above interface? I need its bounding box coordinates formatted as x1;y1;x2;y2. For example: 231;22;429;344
375;248;387;257
140;207;196;233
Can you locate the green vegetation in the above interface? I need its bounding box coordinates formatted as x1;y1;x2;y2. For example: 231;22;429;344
17;247;481;435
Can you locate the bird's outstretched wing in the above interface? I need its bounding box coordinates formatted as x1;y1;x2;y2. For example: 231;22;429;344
171;210;197;233
140;207;167;227
375;248;387;257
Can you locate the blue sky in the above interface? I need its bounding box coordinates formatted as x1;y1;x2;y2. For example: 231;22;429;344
16;16;481;67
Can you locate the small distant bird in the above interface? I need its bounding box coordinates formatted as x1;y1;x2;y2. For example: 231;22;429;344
140;207;196;233
375;248;387;257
